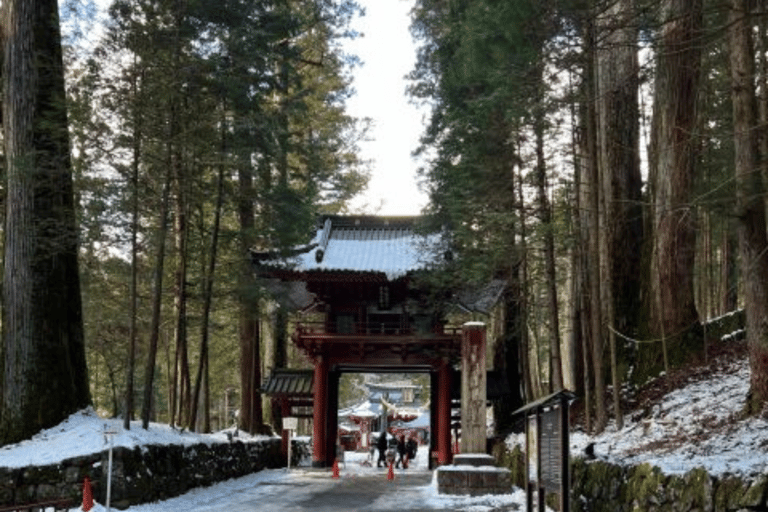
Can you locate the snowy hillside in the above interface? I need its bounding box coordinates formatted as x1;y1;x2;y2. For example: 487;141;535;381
507;342;768;478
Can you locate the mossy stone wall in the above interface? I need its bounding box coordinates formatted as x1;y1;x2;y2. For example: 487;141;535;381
0;437;310;509
498;443;768;512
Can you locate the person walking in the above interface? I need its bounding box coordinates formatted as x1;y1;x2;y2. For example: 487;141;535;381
376;431;388;468
395;434;407;469
406;436;418;465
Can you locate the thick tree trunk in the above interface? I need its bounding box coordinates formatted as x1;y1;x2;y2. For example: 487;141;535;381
596;0;639;430
728;0;768;415
649;0;702;339
757;11;768;223
237;157;263;434
0;0;91;444
585;17;608;432
533;103;563;392
569;89;586;397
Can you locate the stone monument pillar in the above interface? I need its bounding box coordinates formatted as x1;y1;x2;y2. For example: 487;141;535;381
461;321;487;454
437;321;512;495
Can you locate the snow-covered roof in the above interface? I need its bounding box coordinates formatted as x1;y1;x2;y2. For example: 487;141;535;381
252;215;442;281
338;400;383;419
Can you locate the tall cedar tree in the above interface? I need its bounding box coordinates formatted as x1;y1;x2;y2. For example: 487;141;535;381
409;0;529;414
728;0;768;415
595;0;641;430
649;0;703;341
0;0;91;443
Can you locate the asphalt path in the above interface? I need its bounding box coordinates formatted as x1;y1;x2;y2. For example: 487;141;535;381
243;465;520;512
109;450;524;512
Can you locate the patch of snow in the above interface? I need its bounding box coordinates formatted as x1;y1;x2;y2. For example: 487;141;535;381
438;465;510;473
508;355;768;479
0;407;272;469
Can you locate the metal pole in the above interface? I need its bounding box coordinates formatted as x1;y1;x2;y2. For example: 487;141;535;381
103;425;116;512
107;440;113;512
287;428;292;471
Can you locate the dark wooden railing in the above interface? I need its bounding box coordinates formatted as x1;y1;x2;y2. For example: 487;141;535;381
294;321;461;337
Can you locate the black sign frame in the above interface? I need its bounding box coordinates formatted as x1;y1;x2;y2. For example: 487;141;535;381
514;390;574;512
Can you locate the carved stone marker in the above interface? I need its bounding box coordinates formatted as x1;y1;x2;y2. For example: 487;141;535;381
437;321;512;496
461;321;487;454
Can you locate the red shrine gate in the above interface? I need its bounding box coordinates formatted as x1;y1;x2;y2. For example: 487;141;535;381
254;215;491;468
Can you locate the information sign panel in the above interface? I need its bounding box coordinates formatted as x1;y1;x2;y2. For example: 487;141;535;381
527;415;538;483
540;407;562;492
284;417;298;430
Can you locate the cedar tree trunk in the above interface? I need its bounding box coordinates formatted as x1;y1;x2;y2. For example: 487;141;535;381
1;0;91;444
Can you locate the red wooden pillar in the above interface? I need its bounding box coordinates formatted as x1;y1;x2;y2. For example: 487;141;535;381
312;356;329;467
437;359;452;465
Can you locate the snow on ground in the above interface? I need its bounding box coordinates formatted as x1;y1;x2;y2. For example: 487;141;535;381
65;447;527;511
3;350;762;510
507;353;768;478
0;408;269;469
0;410;530;511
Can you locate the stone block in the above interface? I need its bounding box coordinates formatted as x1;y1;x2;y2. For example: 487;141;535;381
453;454;496;467
466;470;484;489
482;468;511;490
437;466;513;496
35;483;59;500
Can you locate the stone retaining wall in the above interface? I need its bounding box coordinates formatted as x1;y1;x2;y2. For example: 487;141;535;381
496;443;768;512
571;459;768;512
0;437;311;510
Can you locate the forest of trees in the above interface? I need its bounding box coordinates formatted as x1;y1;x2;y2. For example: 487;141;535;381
408;0;768;431
0;0;368;443
1;0;767;446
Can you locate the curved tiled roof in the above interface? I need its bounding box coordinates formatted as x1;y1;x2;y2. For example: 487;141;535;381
252;215;442;281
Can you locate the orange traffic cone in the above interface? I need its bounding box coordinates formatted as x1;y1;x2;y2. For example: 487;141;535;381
82;476;94;512
387;462;394;481
332;459;340;478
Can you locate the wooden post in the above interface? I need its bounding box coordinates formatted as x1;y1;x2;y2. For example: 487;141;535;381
559;395;570;512
312;356;329;467
437;359;452;465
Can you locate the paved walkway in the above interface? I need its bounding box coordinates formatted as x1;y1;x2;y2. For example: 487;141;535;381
250;465;521;512
117;451;524;512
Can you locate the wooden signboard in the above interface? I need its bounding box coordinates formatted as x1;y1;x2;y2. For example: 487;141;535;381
514;390;574;512
541;407;562;493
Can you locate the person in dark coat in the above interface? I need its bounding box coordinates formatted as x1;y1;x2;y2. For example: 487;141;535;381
395;434;408;469
376;431;388;468
406;436;418;464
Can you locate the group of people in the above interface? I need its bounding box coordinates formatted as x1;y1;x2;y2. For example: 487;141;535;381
375;431;418;469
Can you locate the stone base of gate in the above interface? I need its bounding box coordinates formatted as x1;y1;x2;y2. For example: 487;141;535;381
436;454;513;496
